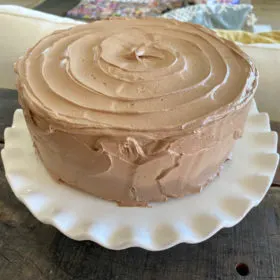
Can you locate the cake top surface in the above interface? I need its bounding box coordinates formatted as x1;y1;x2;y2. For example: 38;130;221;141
16;18;258;137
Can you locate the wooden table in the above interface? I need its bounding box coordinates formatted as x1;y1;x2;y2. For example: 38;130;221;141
35;0;81;16
0;89;280;280
0;1;280;278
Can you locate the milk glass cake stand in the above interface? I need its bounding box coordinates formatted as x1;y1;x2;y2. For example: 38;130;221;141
1;100;279;251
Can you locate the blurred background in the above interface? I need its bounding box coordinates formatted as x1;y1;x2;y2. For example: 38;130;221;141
0;0;279;121
0;0;279;31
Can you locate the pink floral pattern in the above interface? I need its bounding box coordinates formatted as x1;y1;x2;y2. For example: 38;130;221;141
67;0;184;20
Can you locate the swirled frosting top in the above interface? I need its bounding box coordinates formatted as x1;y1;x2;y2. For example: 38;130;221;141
15;18;258;136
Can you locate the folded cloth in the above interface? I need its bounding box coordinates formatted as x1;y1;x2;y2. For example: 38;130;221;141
187;0;243;3
0;0;46;8
67;0;184;20
162;4;256;31
216;30;280;44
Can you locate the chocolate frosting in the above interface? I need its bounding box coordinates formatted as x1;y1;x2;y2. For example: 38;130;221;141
15;18;258;206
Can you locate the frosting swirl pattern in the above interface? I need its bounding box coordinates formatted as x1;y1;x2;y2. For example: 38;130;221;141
16;18;256;134
15;19;258;206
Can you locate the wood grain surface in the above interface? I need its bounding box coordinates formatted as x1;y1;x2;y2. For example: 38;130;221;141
0;88;280;279
35;0;81;16
0;1;279;279
271;121;280;186
0;152;280;280
0;89;19;143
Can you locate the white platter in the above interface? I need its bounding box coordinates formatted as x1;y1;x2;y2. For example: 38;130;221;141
1;101;279;251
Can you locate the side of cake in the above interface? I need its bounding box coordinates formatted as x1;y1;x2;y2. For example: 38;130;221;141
15;18;258;206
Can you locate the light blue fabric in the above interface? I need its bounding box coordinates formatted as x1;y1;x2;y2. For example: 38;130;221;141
162;4;254;30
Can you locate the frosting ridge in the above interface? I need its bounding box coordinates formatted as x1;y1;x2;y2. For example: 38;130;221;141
15;19;258;206
16;18;257;134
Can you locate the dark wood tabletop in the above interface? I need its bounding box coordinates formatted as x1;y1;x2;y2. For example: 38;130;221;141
0;89;280;280
35;0;81;16
0;2;280;279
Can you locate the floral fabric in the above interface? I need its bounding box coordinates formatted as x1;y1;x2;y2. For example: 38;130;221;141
162;4;255;31
67;0;184;20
